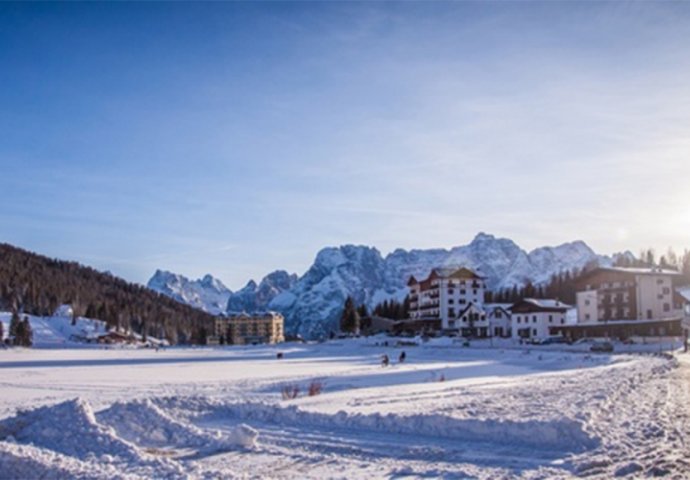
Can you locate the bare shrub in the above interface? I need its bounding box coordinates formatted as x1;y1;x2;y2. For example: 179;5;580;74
281;384;300;400
308;379;324;396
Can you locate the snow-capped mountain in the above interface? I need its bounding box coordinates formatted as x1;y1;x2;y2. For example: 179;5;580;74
146;270;232;315
147;233;624;339
226;270;299;313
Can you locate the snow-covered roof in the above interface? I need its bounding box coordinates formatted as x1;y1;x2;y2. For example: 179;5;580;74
599;267;681;276
676;287;690;303
483;303;513;311
517;298;573;311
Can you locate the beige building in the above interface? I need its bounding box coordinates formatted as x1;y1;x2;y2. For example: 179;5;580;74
574;267;682;323
215;311;285;345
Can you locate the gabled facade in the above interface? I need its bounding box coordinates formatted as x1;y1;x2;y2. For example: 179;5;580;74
455;302;489;337
485;303;513;338
575;267;682;323
408;267;486;331
510;298;570;341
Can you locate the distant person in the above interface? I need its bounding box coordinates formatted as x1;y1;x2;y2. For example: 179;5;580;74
381;354;389;367
276;352;284;359
399;351;406;363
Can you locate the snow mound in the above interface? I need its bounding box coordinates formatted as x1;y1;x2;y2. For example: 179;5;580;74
0;398;143;463
99;398;258;451
168;397;598;453
0;441;130;480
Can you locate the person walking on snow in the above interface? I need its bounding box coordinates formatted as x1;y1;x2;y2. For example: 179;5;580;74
381;354;390;367
399;351;406;363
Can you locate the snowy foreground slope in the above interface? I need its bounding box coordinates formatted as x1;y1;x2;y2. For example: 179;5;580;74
0;341;689;479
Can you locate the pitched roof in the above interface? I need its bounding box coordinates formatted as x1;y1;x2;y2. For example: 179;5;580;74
577;266;681;284
510;298;572;312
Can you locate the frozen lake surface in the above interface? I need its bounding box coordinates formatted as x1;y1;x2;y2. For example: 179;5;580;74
1;339;689;478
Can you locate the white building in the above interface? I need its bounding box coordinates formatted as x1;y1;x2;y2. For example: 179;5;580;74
408;267;486;335
456;302;489;337
574;267;682;323
510;298;571;341
485;303;513;338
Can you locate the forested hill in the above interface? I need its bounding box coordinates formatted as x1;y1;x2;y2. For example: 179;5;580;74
0;243;215;344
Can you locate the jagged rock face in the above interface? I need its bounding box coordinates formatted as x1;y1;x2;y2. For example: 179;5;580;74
146;270;232;315
148;233;623;339
226;270;298;313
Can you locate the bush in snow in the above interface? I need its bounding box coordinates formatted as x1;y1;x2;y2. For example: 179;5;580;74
308;380;324;397
281;384;300;400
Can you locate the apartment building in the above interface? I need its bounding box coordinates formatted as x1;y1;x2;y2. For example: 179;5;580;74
575;267;682;323
215;311;285;345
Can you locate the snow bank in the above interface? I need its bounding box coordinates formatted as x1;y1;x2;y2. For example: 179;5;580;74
0;441;131;480
165;396;598;453
0;398;190;479
0;398;143;463
99;398;258;451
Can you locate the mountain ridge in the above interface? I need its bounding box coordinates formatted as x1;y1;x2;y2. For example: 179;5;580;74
147;233;629;338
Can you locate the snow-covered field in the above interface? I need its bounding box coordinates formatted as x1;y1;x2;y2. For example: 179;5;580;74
1;339;689;479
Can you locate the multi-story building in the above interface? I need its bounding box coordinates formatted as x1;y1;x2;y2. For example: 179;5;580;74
510;298;571;341
214;311;285;345
575;267;682;323
407;267;486;334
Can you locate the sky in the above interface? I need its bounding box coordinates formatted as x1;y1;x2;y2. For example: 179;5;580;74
1;2;690;289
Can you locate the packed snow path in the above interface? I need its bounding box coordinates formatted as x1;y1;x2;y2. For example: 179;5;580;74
1;341;689;478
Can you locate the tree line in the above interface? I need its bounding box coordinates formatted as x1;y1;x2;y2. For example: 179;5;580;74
0;243;216;345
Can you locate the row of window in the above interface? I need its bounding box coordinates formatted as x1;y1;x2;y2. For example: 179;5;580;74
514;315;565;325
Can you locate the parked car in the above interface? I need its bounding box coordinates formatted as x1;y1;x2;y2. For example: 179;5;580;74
590;341;614;353
540;336;570;345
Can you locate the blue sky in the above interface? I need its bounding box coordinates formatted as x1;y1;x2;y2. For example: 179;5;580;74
1;2;690;289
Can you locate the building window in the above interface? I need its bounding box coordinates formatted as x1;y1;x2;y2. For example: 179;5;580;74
533;329;537;336
561;318;565;324
657;279;664;285
585;313;590;320
662;287;670;295
532;316;537;323
460;289;466;295
663;303;670;312
473;289;477;295
585;299;590;306
548;315;553;323
495;311;502;318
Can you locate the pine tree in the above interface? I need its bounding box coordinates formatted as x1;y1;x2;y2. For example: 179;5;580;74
13;319;24;346
9;311;20;340
21;317;32;347
340;296;360;334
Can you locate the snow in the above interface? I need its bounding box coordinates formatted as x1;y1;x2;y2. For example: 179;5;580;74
147;270;232;315
0;312;108;347
1;339;690;478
